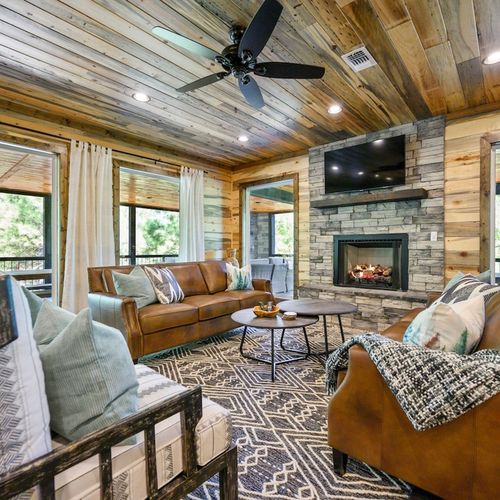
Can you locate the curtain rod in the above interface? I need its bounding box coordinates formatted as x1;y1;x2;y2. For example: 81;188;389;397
4;124;211;174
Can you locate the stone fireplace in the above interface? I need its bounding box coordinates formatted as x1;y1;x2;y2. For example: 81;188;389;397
333;234;409;291
299;116;446;335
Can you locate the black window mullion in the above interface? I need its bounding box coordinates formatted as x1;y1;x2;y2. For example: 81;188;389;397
130;205;136;266
43;195;52;283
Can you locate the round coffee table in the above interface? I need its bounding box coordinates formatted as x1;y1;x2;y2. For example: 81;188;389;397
278;299;357;356
231;308;319;381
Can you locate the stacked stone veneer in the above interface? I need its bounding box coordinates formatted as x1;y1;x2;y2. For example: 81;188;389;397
299;116;445;335
250;213;270;259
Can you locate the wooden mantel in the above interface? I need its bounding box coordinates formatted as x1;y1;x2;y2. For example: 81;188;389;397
310;188;428;209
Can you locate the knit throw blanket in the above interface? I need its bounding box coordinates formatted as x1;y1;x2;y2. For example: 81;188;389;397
326;333;500;431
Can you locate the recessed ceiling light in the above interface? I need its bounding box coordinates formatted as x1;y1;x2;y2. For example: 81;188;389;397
332;165;339;171
132;92;150;102
373;139;384;145
375;174;380;178
357;171;364;175
483;51;500;65
328;104;342;114
386;177;393;181
238;134;249;142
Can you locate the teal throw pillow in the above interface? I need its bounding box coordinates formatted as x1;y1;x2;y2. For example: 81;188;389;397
226;263;253;291
21;286;45;327
112;266;157;308
38;307;138;441
33;300;75;346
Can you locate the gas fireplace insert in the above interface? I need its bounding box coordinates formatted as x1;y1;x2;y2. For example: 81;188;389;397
333;234;409;291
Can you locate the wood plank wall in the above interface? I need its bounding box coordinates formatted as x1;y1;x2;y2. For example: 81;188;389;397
230;155;310;286
444;109;500;279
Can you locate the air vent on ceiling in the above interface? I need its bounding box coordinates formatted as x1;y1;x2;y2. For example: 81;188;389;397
341;46;377;72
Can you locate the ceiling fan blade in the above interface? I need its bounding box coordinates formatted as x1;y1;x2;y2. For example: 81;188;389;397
152;26;221;61
239;76;265;109
176;72;228;93
254;62;325;79
238;0;283;61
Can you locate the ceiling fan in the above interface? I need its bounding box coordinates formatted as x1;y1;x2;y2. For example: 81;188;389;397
152;0;325;109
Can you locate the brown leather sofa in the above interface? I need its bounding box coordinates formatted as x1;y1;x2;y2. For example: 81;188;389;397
88;260;273;360
328;292;500;499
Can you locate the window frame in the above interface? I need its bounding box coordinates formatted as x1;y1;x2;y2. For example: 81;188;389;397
269;211;294;257
0;188;52;274
119;202;179;265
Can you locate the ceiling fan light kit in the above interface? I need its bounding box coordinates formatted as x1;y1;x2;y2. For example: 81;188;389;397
152;0;325;109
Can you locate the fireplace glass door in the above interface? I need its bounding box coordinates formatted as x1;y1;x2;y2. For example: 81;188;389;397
334;234;408;291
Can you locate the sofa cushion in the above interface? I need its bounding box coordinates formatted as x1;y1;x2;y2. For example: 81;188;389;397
139;303;198;334
216;289;272;309
183;294;240;321
53;365;232;498
166;264;209;297
198;261;227;294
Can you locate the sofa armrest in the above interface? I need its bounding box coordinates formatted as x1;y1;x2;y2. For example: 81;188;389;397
252;278;273;294
88;292;143;360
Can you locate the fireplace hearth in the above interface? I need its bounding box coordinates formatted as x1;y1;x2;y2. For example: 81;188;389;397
333;234;409;291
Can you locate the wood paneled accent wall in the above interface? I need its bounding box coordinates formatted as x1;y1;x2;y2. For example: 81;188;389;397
444;110;500;279
230;155;310;286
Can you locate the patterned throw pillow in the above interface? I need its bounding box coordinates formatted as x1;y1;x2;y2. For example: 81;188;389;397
112;266;157;308
144;266;184;304
226;262;253;291
403;294;485;354
435;275;500;306
0;277;52;476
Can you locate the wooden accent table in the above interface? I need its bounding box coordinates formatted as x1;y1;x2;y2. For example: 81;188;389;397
231;308;318;381
278;299;357;356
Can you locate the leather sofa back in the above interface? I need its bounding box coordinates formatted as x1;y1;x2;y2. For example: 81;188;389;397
88;261;219;297
199;261;227;293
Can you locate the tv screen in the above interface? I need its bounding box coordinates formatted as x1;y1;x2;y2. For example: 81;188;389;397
324;135;406;194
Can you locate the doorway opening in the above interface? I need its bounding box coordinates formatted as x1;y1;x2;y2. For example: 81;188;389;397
0;141;59;300
242;177;297;299
493;145;500;283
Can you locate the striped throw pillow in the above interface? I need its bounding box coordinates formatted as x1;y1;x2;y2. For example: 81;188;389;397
144;266;185;304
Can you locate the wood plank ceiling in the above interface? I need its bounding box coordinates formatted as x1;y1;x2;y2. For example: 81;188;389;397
0;0;499;169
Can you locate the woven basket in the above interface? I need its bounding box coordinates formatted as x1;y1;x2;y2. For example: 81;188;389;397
252;305;280;318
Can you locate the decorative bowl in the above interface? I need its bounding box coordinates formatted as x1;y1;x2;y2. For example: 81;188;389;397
253;305;280;318
282;311;297;321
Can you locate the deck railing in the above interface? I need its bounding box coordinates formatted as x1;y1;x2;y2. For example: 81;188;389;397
0;256;52;295
119;254;178;266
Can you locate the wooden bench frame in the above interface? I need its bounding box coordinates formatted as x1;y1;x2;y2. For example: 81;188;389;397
0;277;238;499
0;385;238;499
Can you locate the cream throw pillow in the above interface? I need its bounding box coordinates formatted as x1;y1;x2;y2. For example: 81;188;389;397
226;263;253;291
403;294;485;354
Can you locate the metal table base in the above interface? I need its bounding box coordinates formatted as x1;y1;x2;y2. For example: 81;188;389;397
239;325;311;382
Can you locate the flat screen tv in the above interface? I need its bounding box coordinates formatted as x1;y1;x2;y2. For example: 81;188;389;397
324;135;406;194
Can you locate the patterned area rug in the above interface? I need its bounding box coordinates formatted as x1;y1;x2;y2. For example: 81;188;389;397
144;323;410;499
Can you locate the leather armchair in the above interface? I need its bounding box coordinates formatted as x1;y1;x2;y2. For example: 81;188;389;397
328;295;500;499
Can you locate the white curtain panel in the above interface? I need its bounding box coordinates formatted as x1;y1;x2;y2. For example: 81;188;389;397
62;140;115;312
179;166;205;262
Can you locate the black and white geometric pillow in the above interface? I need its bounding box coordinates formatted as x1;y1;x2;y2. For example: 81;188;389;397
144;266;185;304
434;275;500;305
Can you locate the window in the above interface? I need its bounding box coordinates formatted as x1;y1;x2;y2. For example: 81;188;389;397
119;167;180;265
270;212;294;255
0;142;56;298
